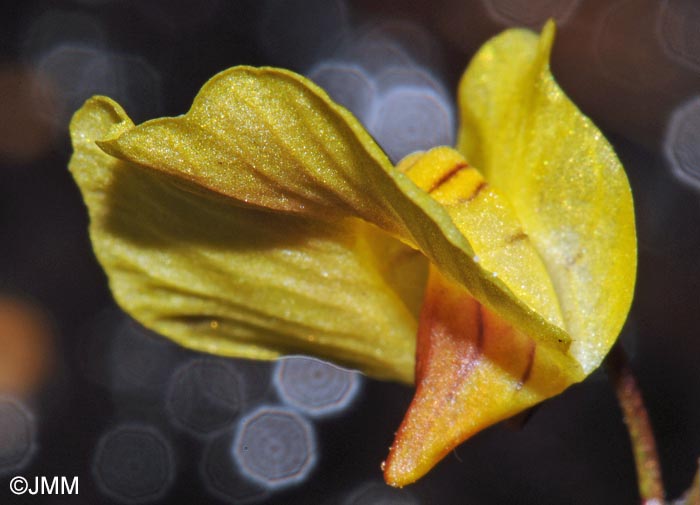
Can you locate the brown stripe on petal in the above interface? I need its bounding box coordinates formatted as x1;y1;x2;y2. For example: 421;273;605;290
459;180;488;203
427;161;470;193
449;300;485;402
516;341;537;390
506;229;528;244
565;250;584;267
475;303;485;351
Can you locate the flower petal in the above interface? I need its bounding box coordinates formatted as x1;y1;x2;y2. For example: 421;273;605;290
457;21;637;373
396;146;565;330
69;96;427;383
81;66;572;357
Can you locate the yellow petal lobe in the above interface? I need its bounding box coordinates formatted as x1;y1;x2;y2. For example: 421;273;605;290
457;20;636;373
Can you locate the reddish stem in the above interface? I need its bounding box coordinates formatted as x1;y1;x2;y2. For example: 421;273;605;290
605;344;664;504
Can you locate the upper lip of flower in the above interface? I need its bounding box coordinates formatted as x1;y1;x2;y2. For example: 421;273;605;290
68;19;636;487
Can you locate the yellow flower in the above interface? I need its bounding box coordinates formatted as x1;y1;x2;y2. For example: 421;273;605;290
68;21;636;487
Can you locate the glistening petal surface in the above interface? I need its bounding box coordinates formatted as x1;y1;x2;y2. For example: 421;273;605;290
69;96;426;383
83;66;573;355
457;21;636;373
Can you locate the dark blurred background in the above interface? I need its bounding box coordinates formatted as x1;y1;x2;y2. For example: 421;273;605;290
1;0;699;503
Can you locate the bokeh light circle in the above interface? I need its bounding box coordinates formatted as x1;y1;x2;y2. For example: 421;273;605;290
93;425;175;504
664;96;700;190
369;86;454;163
166;358;244;435
0;397;36;476
273;356;361;417
233;406;317;489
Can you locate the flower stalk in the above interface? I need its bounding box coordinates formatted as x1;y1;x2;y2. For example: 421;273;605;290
606;343;664;503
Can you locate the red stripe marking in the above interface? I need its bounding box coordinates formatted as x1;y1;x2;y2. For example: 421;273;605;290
427;162;470;193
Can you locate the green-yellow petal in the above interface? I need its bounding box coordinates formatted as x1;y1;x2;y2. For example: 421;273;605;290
76;66;573;364
69;96;426;383
457;20;636;373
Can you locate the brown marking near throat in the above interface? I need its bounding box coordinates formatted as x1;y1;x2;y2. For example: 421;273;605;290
459;180;488;203
447;301;485;405
474;303;485;351
565;250;584;267
516;341;537;390
506;229;529;244
427;161;470;193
